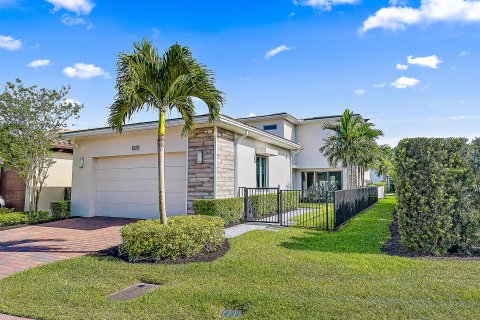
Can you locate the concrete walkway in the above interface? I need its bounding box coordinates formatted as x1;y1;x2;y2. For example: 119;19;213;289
225;222;283;238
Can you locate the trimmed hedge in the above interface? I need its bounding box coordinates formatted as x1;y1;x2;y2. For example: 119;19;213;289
120;215;225;262
395;138;479;255
193;197;243;225
50;201;71;219
26;211;53;224
0;212;28;227
249;191;300;217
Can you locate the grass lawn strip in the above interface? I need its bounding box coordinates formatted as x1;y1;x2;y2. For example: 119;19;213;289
0;197;479;319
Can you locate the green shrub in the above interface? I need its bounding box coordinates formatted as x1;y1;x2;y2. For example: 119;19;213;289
249;191;300;217
26;211;53;224
50;201;71;219
193;197;243;225
120;215;225;262
372;182;387;187
395;138;479;255
0;212;28;227
0;208;15;215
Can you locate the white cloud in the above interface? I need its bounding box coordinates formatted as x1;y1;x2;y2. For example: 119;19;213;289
62;63;110;79
389;0;409;5
396;63;409;70
294;0;360;11
0;35;21;50
407;54;442;69
390;76;420;89
354;89;366;95
27;59;51;68
265;45;292;59
459;50;469;56
45;0;94;15
245;112;257;118
373;82;386;88
361;0;480;33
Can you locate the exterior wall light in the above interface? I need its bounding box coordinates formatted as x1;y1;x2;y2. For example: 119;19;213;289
196;151;204;164
79;157;85;168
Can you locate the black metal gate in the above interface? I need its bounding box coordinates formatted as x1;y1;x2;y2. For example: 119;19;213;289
239;187;335;229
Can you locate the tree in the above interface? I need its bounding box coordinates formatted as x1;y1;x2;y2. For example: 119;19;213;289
109;40;225;225
0;79;83;213
320;109;383;189
374;145;393;183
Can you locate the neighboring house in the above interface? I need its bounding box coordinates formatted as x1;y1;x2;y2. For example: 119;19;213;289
63;112;353;219
0;144;73;212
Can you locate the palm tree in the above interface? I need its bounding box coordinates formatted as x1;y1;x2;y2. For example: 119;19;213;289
320;109;383;189
320;109;361;189
108;39;225;225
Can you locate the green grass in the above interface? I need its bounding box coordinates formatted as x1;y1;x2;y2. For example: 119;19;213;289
1;198;479;319
290;203;334;228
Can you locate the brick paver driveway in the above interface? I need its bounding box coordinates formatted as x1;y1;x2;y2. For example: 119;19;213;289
0;217;134;280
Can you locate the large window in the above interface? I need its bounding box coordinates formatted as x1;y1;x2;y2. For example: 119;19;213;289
256;156;268;188
301;171;342;190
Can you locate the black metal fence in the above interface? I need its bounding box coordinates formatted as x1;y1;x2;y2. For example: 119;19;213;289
239;186;378;231
333;187;378;230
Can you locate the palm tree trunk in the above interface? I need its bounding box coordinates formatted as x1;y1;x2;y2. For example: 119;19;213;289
158;111;168;225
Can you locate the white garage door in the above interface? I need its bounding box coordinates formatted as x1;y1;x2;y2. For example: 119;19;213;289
95;153;186;219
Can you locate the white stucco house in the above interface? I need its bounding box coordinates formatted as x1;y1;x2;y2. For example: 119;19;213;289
64;112;353;219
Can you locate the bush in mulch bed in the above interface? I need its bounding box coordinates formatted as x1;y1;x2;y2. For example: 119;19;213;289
382;210;480;259
119;215;227;263
95;239;230;265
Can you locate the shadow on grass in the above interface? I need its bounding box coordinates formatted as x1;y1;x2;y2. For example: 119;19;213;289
280;199;396;254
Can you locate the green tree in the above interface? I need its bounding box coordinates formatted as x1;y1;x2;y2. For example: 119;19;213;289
320;109;383;189
374;144;393;183
109;40;225;225
0;79;83;213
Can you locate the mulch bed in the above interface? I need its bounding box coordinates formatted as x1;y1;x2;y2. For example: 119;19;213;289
382;210;480;260
94;239;231;264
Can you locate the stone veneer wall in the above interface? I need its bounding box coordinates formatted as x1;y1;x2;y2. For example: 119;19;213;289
216;128;235;199
187;127;215;214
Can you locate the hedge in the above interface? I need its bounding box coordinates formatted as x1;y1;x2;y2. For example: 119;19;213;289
193;197;243;225
25;211;54;224
249;191;300;218
0;212;28;227
120;215;225;262
395;138;479;255
50;201;71;219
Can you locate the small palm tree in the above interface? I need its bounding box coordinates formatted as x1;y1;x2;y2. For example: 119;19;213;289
109;39;225;224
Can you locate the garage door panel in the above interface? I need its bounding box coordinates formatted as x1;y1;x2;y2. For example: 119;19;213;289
97;179;158;193
97;168;156;181
97;191;159;205
164;166;186;180
95;153;186;219
97;155;156;170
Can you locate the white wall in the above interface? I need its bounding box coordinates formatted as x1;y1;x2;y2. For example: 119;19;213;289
71;127;187;217
236;136;291;190
241;118;296;141
25;151;73;212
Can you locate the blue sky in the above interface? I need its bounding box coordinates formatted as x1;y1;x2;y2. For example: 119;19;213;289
1;0;479;146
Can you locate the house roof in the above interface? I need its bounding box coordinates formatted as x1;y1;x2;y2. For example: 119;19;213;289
63;114;302;151
238;112;363;124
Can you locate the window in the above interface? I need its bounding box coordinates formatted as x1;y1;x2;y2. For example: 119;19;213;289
301;171;342;190
256;156;268;187
263;124;277;131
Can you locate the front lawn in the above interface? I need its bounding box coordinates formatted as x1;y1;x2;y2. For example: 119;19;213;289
1;198;479;319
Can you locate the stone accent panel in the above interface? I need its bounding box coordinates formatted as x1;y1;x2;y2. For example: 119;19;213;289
187;127;215;213
216;128;235;199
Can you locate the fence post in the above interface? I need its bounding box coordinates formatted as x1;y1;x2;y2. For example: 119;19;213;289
333;191;337;230
278;188;282;225
244;188;249;222
325;191;329;231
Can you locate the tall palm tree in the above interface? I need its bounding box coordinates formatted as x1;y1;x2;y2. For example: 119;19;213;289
320;109;383;189
109;39;225;224
320;109;361;189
